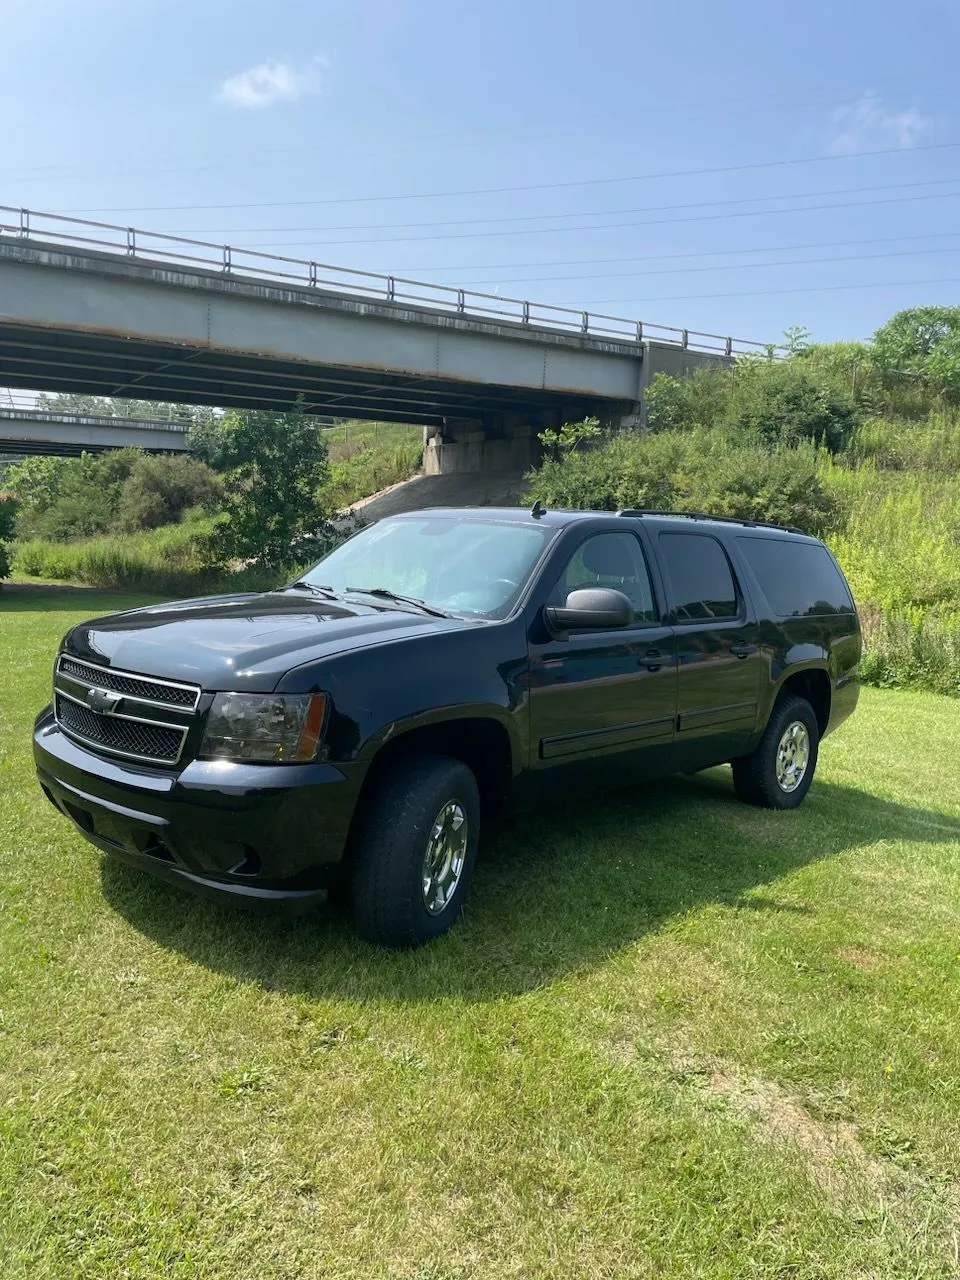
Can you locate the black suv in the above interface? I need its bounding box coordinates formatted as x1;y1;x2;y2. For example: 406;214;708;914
34;507;861;946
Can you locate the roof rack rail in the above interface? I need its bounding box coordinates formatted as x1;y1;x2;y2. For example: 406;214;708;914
615;508;804;535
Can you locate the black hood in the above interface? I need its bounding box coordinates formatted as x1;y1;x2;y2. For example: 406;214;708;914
62;591;471;692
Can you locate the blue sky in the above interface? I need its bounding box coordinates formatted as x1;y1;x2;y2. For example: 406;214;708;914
3;0;960;346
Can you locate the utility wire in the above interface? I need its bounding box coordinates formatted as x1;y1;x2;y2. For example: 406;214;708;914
582;275;960;305
391;229;960;276
211;188;960;250
10;82;957;182
165;176;960;237
59;140;960;215
454;243;960;289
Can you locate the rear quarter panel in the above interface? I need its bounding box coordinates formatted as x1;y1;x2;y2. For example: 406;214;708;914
725;534;861;740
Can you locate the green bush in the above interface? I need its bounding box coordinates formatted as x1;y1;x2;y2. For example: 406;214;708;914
0;493;17;582
857;605;960;695
116;453;221;531
526;430;840;536
5;449;220;541
843;410;960;472
644;360;859;451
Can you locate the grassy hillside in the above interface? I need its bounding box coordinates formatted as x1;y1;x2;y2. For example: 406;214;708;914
2;592;960;1277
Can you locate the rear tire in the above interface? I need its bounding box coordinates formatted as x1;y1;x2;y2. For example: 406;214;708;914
349;753;480;947
732;695;819;810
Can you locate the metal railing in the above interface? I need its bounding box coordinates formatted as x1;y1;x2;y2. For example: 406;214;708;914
0;204;772;357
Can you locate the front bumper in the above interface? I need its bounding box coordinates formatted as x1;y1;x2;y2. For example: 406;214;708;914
33;708;366;910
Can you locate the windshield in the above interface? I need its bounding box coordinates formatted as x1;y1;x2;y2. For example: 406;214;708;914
299;515;555;619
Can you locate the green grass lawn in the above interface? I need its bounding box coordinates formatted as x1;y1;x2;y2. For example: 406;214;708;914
2;590;960;1278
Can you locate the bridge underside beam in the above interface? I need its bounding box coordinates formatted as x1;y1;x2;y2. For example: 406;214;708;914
0;322;616;427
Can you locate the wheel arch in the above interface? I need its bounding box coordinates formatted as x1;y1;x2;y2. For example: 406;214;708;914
775;666;831;738
345;714;515;859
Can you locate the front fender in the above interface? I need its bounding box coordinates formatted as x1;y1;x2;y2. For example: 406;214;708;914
275;618;530;772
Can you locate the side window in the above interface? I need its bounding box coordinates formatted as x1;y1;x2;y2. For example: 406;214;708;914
550;532;656;622
659;532;739;622
736;536;855;617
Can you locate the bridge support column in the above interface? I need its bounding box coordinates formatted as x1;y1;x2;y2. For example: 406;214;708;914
423;412;557;476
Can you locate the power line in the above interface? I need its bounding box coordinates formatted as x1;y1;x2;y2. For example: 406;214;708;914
392;229;960;276
454;243;960;289
166;176;960;237
58;140;960;215
208;188;960;250
581;275;960;305
9;83;956;184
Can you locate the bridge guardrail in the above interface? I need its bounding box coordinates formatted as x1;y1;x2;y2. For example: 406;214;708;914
1;205;772;357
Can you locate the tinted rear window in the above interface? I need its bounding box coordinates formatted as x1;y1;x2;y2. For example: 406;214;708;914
658;532;739;621
737;537;855;617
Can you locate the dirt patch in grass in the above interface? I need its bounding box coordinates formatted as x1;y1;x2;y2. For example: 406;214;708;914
836;946;886;972
701;1064;888;1198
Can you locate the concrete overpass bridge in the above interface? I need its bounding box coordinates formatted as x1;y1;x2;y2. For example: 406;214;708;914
0;206;770;474
0;397;190;455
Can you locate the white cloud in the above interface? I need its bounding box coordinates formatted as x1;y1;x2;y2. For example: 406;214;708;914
828;91;931;154
218;59;322;109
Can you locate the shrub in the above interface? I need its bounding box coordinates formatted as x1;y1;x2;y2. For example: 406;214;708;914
722;359;859;451
857;604;960;696
843;410;960;473
4;448;220;541
0;493;17;582
527;429;840;536
116;453;220;531
643;360;860;451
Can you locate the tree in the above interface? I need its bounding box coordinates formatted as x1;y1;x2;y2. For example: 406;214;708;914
872;307;960;402
0;493;17;583
782;324;811;356
38;392;217;425
192;403;331;570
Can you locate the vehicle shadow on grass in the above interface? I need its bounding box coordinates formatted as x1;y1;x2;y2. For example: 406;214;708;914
100;769;960;1004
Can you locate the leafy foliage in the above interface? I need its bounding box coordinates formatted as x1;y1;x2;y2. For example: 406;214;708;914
323;421;423;509
527;429;840;536
0;493;16;581
37;391;214;425
538;416;603;460
872;307;960;402
192;404;331;570
3;449;220;541
114;453;221;531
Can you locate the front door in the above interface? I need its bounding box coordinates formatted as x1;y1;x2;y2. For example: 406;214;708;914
656;530;763;766
527;530;678;795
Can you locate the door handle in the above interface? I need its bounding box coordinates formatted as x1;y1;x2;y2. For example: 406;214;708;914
641;648;663;672
730;642;758;659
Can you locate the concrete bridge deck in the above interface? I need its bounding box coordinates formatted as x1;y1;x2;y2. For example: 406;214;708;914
0;207;769;470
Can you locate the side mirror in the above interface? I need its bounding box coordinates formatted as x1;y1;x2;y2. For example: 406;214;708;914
544;587;634;632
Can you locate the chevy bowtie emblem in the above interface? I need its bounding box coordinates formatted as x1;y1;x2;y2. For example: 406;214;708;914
85;687;123;715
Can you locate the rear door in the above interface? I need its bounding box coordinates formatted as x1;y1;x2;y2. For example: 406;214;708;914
657;530;762;763
527;529;678;791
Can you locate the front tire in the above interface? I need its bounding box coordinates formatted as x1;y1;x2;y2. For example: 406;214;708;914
349;753;480;947
732;694;819;810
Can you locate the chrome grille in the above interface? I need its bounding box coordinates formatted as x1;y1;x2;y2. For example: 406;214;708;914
53;654;199;766
55;694;185;764
57;655;200;710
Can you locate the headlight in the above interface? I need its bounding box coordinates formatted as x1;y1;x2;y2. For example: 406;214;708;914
198;693;327;764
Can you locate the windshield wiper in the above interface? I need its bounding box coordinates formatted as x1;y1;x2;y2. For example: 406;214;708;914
283;581;338;600
344;586;454;619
